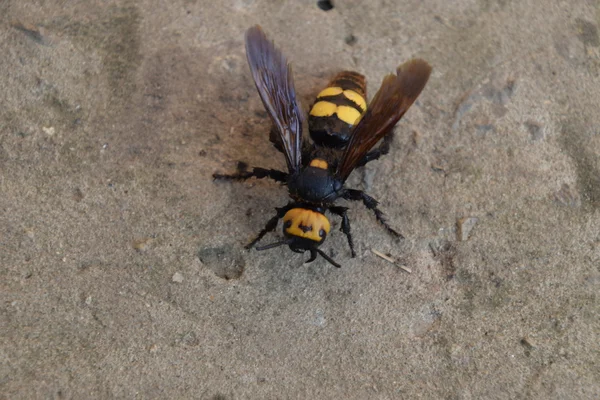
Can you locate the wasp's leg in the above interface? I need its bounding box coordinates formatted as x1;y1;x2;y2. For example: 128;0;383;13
213;161;288;183
329;206;356;257
342;189;404;239
246;205;292;249
356;130;394;167
306;249;318;263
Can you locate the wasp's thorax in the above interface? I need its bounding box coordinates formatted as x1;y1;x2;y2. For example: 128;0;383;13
287;158;342;204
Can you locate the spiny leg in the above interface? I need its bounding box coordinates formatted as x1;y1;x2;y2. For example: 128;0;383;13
356;130;394;168
246;205;291;249
213;162;288;183
342;189;404;240
329;206;356;257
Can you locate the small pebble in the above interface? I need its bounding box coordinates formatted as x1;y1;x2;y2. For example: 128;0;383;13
42;126;55;136
132;237;153;252
553;183;581;208
520;337;536;349
456;217;478;241
172;272;184;283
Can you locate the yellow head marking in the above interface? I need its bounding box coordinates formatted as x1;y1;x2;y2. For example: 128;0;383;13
343;89;367;111
283;209;331;243
317;87;343;98
310;101;337;117
309;159;328;169
336;105;362;125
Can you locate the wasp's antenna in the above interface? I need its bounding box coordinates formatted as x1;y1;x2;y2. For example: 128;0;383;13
256;239;293;251
316;248;342;268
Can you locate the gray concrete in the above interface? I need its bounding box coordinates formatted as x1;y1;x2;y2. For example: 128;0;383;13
1;0;599;398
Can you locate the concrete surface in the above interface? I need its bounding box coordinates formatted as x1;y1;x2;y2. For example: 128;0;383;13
1;0;599;398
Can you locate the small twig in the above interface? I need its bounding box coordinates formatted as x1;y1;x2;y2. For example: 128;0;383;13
371;249;412;273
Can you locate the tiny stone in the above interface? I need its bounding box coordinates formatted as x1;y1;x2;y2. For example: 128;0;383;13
24;228;35;239
456;217;479;241
181;331;199;346
42;126;55;136
520;337;536;349
172;272;184;283
317;0;334;11
132;237;153;252
553;183;581;208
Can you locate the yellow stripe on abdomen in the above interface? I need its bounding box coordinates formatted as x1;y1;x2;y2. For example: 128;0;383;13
309;95;365;125
336;105;362;125
310;101;337;117
317;87;343;98
343;89;366;111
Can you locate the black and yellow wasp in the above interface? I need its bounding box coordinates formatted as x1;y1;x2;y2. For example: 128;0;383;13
214;26;431;268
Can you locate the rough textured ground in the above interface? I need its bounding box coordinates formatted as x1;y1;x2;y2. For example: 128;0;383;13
1;0;599;399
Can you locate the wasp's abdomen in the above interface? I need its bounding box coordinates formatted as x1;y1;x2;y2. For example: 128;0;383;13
308;71;367;148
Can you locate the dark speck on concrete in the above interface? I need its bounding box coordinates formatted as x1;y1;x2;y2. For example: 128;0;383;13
317;0;334;11
525;120;544;141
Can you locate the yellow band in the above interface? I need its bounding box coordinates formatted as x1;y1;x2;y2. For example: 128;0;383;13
343;89;367;111
317;87;343;98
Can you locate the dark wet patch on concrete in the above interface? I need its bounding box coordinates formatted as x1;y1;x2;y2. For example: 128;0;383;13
198;245;245;280
559;121;600;211
46;6;142;102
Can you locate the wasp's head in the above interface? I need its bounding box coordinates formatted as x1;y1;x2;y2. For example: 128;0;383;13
255;208;341;268
282;208;330;245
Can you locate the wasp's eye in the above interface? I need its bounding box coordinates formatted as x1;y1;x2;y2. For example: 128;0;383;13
284;220;292;229
319;229;326;238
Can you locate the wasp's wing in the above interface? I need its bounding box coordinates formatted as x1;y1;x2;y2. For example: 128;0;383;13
336;59;432;181
245;25;303;173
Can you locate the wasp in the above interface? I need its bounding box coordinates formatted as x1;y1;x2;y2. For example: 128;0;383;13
214;26;431;268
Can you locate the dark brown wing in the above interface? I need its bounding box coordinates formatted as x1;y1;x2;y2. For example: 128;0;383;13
336;59;432;181
245;25;303;173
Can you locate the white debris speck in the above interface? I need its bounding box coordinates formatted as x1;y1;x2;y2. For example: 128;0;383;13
42;126;55;135
172;272;184;283
312;309;326;327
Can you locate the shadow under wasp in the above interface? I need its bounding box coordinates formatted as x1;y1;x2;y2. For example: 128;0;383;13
214;26;431;268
